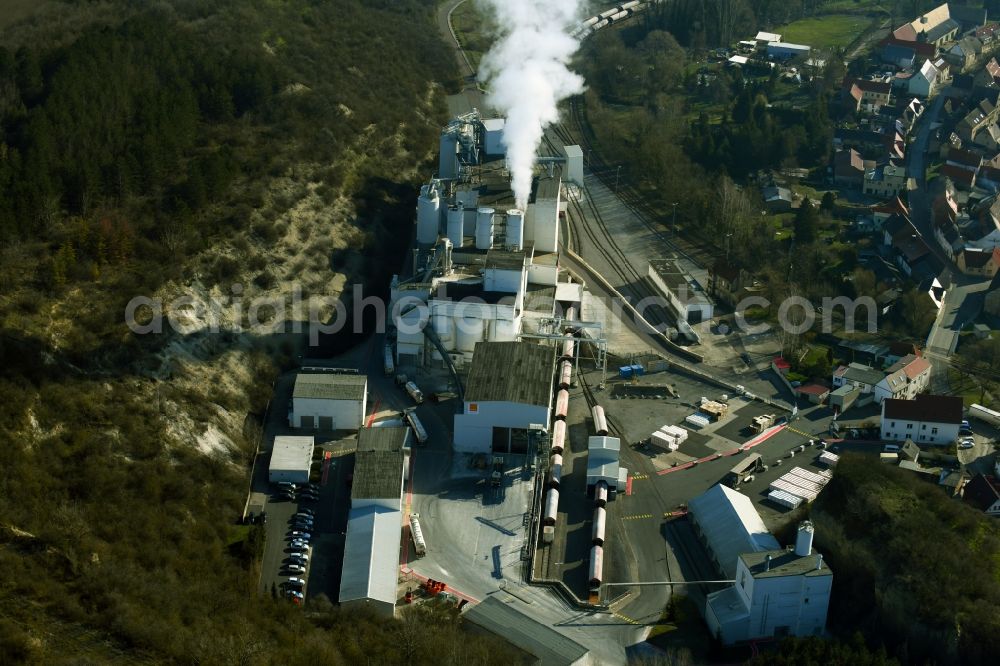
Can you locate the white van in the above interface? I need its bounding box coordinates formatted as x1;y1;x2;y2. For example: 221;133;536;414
883;444;900;453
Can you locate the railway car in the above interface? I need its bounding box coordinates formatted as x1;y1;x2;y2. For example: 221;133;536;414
561;335;575;361
551;418;567;455
548;454;563;489
543;489;559;526
588;545;604;588
592;506;606;546
594;480;608;508
558;360;573;390
554;389;570;421
592;405;608;436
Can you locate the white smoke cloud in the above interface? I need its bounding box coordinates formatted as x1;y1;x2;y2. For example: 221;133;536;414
478;0;585;209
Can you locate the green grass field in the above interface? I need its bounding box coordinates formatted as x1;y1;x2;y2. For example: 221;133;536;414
777;14;874;50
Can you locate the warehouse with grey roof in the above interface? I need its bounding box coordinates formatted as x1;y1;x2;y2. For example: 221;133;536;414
289;372;367;431
462;597;591;665
453;341;555;453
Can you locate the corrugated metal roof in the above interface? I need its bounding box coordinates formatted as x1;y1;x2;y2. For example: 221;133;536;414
293;373;367;401
465;342;554;406
462;597;589;665
357;426;410;452
352;449;404;501
339;506;402;606
269;436;314;474
688;485;780;579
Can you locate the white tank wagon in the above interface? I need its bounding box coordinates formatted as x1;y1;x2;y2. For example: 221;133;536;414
548;453;563;489
588;545;604;588
558;360;573;390
592;506;606;546
409;512;427;557
594;481;608;508
550;419;567;455
592;405;608;436
554;389;569;421
543;488;560;527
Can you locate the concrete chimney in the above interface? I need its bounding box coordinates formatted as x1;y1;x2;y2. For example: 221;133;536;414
795;521;814;557
816;553;823;571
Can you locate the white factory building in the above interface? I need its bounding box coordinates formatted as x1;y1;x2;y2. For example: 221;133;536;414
268;435;314;484
453;341;555;454
706;522;833;645
881;394;963;446
394;109;585;370
648;258;714;325
289;372;367;431
339;427;410;618
687;484;780;579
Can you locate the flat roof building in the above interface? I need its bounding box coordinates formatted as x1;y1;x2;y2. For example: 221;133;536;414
462;597;591;665
268;435;314;484
290;372;367;431
648;258;713;324
453;341;555;454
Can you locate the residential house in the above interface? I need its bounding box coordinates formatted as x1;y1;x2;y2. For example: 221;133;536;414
945;36;983;72
882;212;919;248
957;246;1000;277
961;200;1000;248
871;196;910;230
883;341;922;366
908;59;941;98
880;36;937;62
963;474;1000;516
975;57;1000;87
945;146;984;172
941;162;978;189
855;79;893;112
832;363;886;397
956;98;997;143
874;354;932;403
755;31;782;47
709;259;758;307
796;384;830;404
833;149;867;187
975;22;1000;45
979;164;1000;188
934;218;964;260
834;128;897;157
863;163;909;197
882;42;916;69
880;394;963;446
951;4;988;32
894;233;938;280
762;185;793;212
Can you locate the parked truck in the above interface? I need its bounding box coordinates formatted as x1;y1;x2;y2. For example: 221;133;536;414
404;381;424;405
383;344;395;377
409;513;427;557
750;413;776;434
403;408;428;445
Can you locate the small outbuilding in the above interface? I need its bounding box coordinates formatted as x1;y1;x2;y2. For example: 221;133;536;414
268;435;314;484
290;372;368;431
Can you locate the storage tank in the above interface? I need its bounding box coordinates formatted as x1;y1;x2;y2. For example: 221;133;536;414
431;313;454;347
551;419;566;455
561;335;575;361
439;131;458;179
543;489;559;526
594;481;608;508
455;316;483;353
505;209;524;250
417;184;440;245
588;545;604;588
548;454;563;488
475;207;495;250
558;360;573;390
592;506;606;546
554;389;569;421
795;520;814;556
592;405;608;436
447;204;464;246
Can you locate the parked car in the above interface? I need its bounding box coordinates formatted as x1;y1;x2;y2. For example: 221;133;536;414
289;531;311;540
257;512;267;525
288;554;309;564
883;444;900;453
296;509;314;518
277;482;296;491
286;577;305;587
285;564;305;574
286;590;305;600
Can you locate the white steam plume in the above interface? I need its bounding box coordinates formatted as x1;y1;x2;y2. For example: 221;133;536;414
479;0;585;209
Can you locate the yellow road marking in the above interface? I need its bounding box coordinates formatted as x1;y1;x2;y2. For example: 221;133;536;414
613;612;642;625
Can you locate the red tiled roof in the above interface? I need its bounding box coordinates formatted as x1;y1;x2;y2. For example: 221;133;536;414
947;146;984;168
941;163;977;187
902;356;931;379
773;357;791;370
855;79;892;95
872;196;910;216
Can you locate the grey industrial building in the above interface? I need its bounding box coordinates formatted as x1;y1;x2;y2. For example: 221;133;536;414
462;597;591;665
338;426;409;617
453;341;555;453
267;435;314;484
289;372;368;431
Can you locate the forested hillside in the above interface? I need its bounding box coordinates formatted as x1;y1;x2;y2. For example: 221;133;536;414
0;1;516;663
811;455;1000;665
